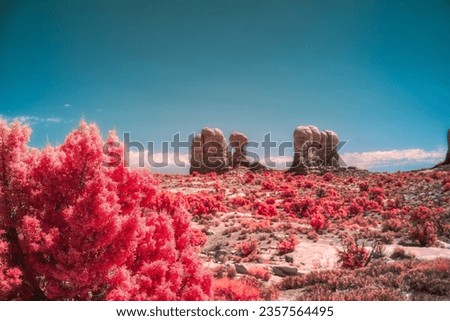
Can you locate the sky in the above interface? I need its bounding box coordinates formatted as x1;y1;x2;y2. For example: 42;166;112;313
1;0;449;173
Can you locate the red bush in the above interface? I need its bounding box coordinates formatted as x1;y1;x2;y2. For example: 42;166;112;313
382;218;404;232
235;239;258;257
407;206;441;246
348;202;363;216
0;232;22;300
186;191;226;216
337;236;369;269
229;196;250;208
322;172;334;182
248;267;271;281
310;213;327;232
276;235;299;255
444;183;450;192
0;120;211;300
212;277;260;301
358;182;369;192
284;197;315;218
191;229;208;247
255;201;278;217
261;180;277;191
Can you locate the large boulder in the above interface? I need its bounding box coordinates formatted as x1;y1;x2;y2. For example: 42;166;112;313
289;125;342;174
189;127;229;174
443;129;450;165
229;131;249;168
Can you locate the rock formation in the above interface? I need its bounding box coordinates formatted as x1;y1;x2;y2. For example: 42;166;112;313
229;131;250;168
189;127;229;174
189;128;268;174
288;125;342;174
444;129;450;165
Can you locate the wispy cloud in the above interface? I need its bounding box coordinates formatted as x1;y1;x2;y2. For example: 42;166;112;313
341;148;446;169
11;116;62;125
127;150;190;173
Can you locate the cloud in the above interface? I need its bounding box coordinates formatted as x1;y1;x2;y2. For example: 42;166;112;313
64;103;71;107
341;148;446;169
127;150;190;173
261;155;292;169
12;116;62;125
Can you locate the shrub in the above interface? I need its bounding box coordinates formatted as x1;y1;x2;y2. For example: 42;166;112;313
212;277;261;301
255;202;278;217
310;213;327;232
276;235;299;255
191;229;208;247
0;120;211;300
382;218;404;232
248;267;271;281
186;191;226;216
407;206;440;246
390;247;415;260
337;236;369;269
348;202;363;216
235;239;258;257
322;172;334;182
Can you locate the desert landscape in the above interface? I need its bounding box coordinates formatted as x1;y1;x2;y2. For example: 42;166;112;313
2;1;450;307
1;119;448;301
161;164;450;300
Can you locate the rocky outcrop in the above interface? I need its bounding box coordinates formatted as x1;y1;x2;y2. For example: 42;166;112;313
444;129;450;165
229;131;250;168
190;128;269;174
288;125;342;174
189;127;229;174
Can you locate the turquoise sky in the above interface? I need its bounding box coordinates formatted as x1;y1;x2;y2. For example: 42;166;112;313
1;0;449;171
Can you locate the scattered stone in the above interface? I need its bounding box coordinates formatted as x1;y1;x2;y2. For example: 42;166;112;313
234;263;249;275
285;255;294;263
271;266;299;277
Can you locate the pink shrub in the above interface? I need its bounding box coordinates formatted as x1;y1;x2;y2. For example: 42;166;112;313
235;239;258;257
0;120;211;300
248;267;271;281
338;236;369;269
310;213;327;232
186;191;226;216
212;277;261;301
276;235;299;254
255;201;278;217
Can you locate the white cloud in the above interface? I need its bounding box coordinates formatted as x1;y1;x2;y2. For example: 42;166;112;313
12;116;61;125
64;103;71;107
126;150;190;173
261;155;292;169
341;148;446;169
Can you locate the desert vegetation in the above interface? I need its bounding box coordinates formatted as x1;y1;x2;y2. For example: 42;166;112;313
1;120;449;300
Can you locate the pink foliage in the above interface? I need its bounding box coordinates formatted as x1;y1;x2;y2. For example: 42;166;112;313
0;120;211;300
276;235;299;254
338;236;369;269
255;201;278;217
212;277;261;301
235;238;258;258
185;191;226;216
407;206;442;246
310;213;327;232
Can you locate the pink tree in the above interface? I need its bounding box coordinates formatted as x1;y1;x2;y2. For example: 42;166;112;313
0;119;211;300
